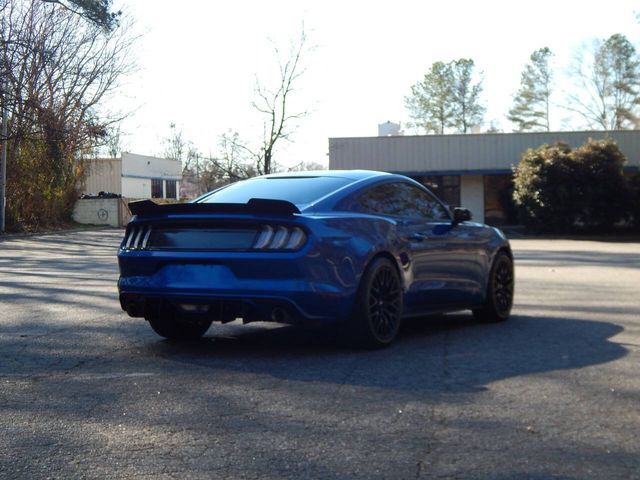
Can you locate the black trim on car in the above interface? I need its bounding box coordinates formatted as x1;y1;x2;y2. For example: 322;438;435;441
128;198;301;217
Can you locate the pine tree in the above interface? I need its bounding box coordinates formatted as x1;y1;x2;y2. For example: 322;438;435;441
406;59;485;134
508;47;553;132
450;59;485;133
405;62;455;134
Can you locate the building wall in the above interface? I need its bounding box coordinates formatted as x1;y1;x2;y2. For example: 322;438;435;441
460;175;485;223
80;158;122;195
121;152;182;179
72;198;121;227
329;130;640;173
122;176;151;198
120;152;182;199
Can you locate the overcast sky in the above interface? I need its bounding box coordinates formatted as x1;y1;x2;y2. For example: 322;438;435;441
113;0;640;168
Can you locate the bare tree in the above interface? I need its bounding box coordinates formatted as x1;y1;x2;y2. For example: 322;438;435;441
566;34;640;130
251;28;310;175
176;130;256;198
106;124;122;158
0;0;137;228
2;0;137;150
214;29;311;176
163;122;186;162
216;131;254;181
287;160;326;172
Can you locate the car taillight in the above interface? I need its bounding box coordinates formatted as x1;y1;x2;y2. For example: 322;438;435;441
122;224;152;250
121;223;306;252
252;225;307;251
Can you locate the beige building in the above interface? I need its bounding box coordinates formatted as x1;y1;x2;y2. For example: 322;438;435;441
329;130;640;224
80;152;182;200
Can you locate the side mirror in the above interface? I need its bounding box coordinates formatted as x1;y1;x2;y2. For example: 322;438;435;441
453;207;472;224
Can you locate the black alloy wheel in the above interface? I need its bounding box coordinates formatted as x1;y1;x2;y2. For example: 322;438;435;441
493;255;514;317
351;257;403;348
473;251;514;322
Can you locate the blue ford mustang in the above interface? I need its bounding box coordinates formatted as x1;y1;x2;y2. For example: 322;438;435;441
118;170;514;347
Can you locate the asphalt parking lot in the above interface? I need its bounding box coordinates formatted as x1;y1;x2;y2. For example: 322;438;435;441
1;229;639;479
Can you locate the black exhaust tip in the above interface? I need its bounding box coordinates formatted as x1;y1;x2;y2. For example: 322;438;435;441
271;307;289;323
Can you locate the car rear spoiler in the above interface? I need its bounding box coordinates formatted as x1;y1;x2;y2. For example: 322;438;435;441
128;198;301;216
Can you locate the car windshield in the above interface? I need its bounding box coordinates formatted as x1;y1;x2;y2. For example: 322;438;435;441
199;176;354;206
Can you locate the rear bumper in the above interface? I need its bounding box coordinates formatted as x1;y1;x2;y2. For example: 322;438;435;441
119;291;344;326
117;258;357;325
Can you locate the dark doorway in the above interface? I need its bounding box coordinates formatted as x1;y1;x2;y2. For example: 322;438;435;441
484;174;518;225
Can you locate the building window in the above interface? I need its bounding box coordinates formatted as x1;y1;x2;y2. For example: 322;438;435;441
484;175;518;226
414;175;461;208
151;178;163;199
165;180;177;199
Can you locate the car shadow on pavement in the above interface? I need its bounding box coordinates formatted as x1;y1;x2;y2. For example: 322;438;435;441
147;313;627;396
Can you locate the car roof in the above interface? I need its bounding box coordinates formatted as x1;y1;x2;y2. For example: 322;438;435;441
263;170;391;181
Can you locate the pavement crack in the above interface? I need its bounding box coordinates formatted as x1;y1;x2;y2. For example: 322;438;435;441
416;458;429;478
415;406;446;479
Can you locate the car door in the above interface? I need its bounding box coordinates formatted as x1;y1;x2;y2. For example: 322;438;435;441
374;182;486;313
411;217;489;309
347;181;487;314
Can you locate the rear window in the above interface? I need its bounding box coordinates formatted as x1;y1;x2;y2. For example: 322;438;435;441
200;177;353;206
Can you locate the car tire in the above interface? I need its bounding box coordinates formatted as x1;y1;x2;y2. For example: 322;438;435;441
147;310;212;340
472;251;514;323
350;257;403;349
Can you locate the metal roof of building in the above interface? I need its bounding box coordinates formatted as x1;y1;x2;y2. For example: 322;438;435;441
329;130;640;174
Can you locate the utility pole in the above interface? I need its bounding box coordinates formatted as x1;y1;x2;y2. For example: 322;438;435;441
0;69;6;232
0;16;6;233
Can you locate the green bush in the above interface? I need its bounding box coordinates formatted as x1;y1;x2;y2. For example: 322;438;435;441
513;139;631;232
572;140;628;229
628;172;640;227
513;143;578;231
